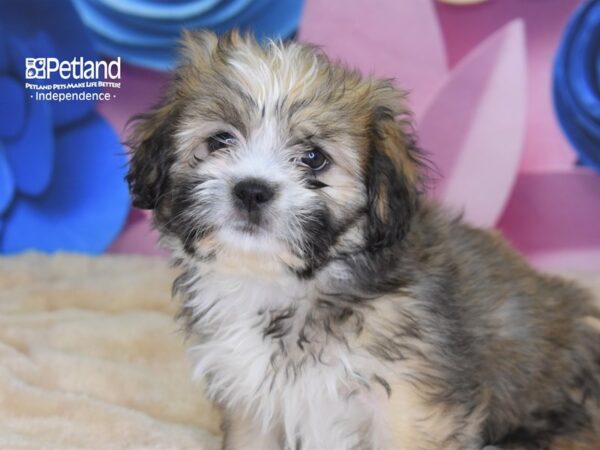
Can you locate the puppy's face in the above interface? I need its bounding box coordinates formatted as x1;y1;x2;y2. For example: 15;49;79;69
127;31;422;276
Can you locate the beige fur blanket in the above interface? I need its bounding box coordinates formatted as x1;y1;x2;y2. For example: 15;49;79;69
0;253;220;450
1;253;599;450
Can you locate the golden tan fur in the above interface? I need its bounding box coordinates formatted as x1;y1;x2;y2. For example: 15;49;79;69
125;31;600;450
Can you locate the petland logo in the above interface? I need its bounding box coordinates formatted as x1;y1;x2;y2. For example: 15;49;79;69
24;56;121;102
25;57;121;80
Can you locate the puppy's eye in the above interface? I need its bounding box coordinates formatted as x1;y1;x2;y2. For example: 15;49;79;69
206;132;236;153
300;148;328;171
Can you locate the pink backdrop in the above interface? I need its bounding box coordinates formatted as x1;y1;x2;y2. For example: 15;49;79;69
101;0;600;271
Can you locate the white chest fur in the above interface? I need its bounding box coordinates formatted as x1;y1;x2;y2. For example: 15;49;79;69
184;259;391;450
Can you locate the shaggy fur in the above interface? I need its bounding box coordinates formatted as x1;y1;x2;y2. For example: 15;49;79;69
126;30;600;450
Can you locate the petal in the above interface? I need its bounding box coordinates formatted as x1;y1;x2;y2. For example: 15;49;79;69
72;0;175;47
553;0;600;172
223;0;303;39
434;2;598;268
0;75;25;139
0;147;15;215
73;0;302;71
419;20;527;227
73;0;253;41
4;92;54;196
1;114;130;254
436;1;580;172
497;169;600;271
564;2;600;118
299;0;447;116
96;0;222;19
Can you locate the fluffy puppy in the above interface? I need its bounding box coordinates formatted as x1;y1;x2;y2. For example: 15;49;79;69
126;30;600;450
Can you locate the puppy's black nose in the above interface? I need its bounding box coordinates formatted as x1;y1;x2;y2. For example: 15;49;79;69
233;178;275;211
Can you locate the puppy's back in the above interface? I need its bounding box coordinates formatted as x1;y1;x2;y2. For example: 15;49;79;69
406;205;600;449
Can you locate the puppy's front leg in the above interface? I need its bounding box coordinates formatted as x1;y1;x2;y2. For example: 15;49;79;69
221;411;280;450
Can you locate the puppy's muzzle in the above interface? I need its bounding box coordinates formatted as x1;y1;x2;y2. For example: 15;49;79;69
233;178;275;217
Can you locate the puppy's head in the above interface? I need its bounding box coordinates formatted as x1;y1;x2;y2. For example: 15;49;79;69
127;30;423;275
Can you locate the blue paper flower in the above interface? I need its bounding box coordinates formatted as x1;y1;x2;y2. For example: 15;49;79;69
72;0;305;71
554;0;600;172
0;0;129;254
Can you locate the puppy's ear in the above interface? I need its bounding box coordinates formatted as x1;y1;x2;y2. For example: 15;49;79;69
365;83;424;251
126;30;221;210
125;101;179;210
180;29;219;65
